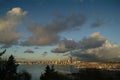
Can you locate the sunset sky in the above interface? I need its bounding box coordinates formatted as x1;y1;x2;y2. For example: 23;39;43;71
0;0;120;61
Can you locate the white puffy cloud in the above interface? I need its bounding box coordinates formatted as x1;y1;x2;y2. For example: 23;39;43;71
7;7;27;16
0;7;27;48
0;7;27;31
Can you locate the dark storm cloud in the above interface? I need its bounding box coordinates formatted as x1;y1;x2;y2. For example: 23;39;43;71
24;49;34;53
22;13;86;46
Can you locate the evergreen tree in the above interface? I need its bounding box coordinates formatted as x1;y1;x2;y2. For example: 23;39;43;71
0;49;31;80
4;55;18;80
0;49;6;56
40;65;72;80
0;49;7;80
18;71;31;80
5;55;18;74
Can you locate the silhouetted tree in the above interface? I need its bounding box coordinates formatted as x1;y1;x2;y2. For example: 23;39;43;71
2;55;18;80
18;71;31;80
0;49;6;56
71;68;120;80
0;49;31;80
0;49;7;80
5;55;18;74
40;65;72;80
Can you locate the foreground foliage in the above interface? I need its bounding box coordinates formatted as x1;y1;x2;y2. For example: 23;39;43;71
0;49;31;80
40;65;72;80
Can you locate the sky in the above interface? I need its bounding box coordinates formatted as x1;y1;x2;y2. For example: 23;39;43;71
0;0;120;61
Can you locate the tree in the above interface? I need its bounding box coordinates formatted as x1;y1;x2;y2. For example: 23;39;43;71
0;49;6;56
0;49;31;80
5;55;18;74
18;71;31;80
3;55;18;80
0;49;7;80
40;65;72;80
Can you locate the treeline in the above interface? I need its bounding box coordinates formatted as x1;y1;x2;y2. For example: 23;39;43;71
0;49;120;80
0;49;31;80
72;68;120;80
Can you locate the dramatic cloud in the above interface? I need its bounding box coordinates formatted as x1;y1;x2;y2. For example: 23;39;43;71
21;25;60;46
51;43;69;53
22;14;86;46
71;50;100;61
24;49;34;53
52;32;120;62
79;32;106;49
52;39;79;53
52;32;105;53
71;40;120;61
71;33;120;61
0;7;27;31
0;7;27;48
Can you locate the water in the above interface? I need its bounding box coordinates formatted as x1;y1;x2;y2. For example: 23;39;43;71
17;64;77;80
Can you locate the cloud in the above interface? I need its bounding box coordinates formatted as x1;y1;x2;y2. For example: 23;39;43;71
91;20;106;28
24;49;34;53
21;25;60;46
21;13;86;46
51;43;69;53
71;41;120;61
0;7;27;48
7;7;27;16
41;51;48;56
0;7;27;31
52;32;120;62
52;32;105;53
79;32;106;49
71;32;120;61
52;39;79;53
71;50;100;61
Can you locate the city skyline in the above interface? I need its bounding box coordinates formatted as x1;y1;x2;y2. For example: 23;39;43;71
0;0;120;61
